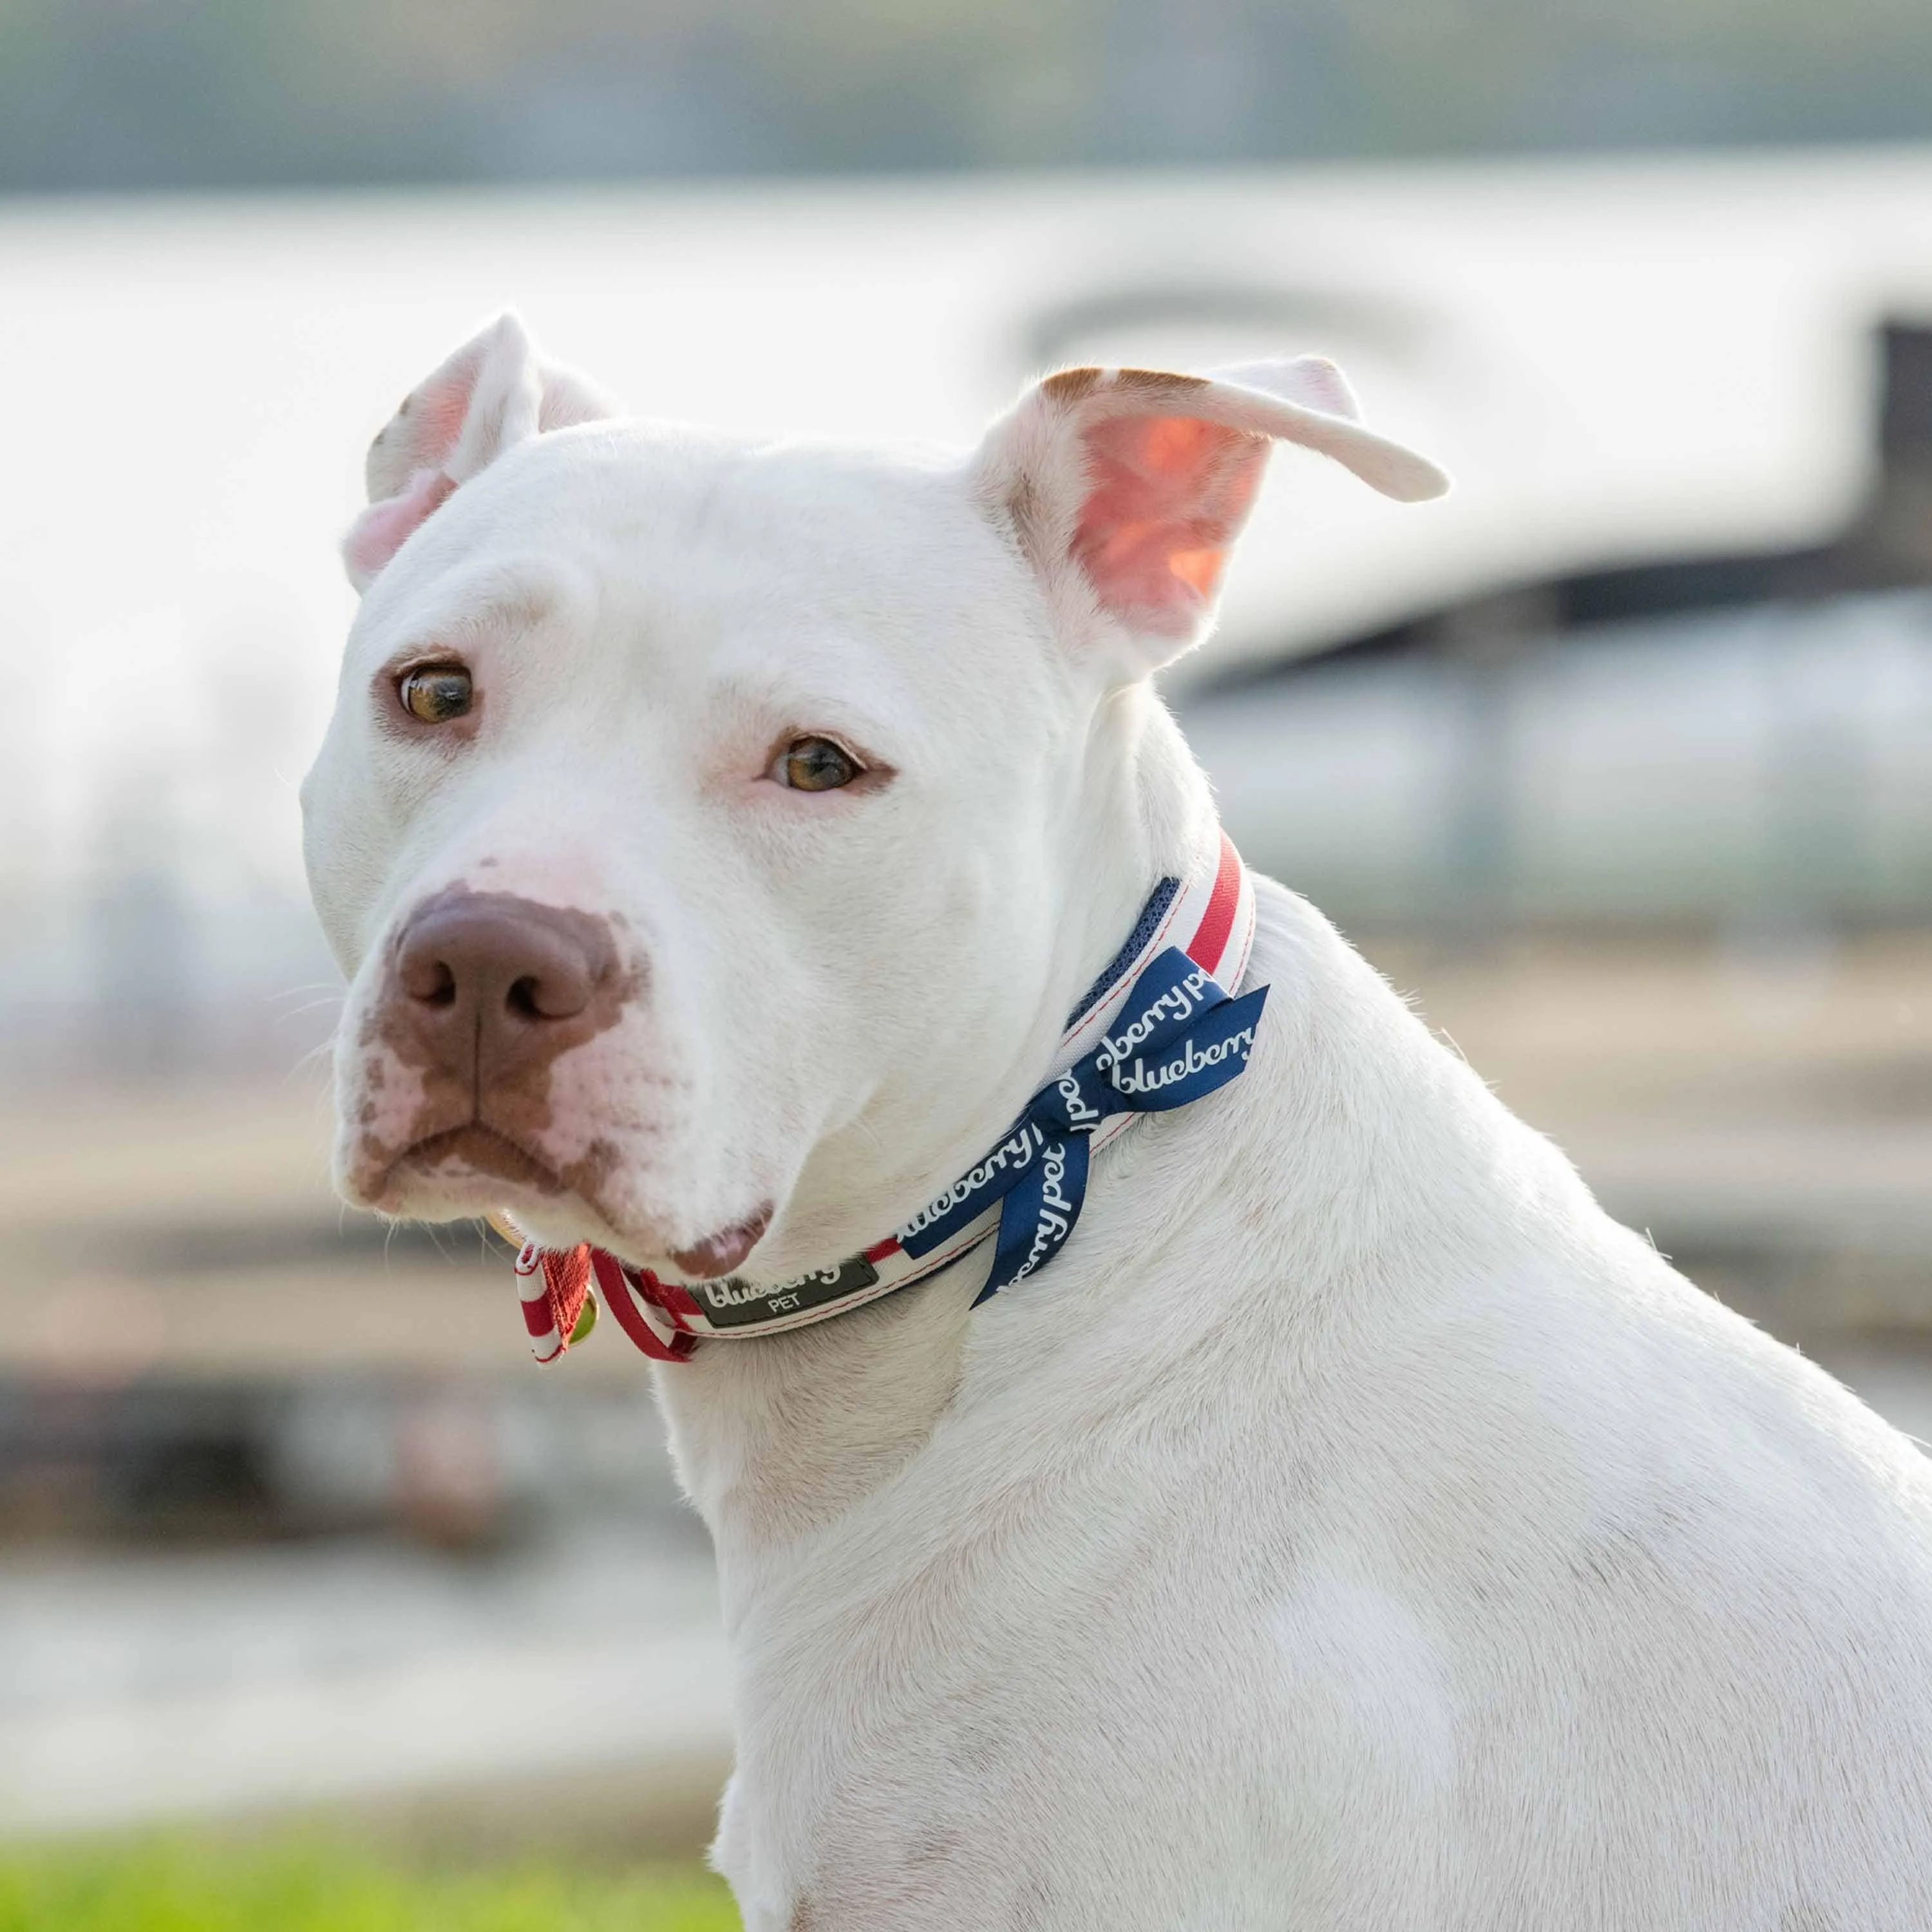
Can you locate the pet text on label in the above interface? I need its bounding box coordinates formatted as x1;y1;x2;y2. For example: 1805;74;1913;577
696;1255;882;1328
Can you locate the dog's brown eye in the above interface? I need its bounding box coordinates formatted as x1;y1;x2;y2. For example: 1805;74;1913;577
777;735;860;791
399;664;473;724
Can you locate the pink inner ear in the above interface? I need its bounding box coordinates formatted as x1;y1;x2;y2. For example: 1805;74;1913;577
1070;414;1269;636
414;368;478;458
343;467;457;587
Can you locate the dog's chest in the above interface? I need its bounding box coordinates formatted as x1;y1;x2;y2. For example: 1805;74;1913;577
713;1492;1298;1931
696;1341;1397;1931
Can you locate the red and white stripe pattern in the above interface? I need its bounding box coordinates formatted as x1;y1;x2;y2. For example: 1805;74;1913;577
512;1234;697;1365
507;833;1256;1365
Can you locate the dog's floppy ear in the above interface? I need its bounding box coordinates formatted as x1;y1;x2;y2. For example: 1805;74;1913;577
343;313;618;592
971;357;1448;677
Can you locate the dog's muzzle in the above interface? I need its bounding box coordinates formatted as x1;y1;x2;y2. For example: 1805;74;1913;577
357;884;636;1199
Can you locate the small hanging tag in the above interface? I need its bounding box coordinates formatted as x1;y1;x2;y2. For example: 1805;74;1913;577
501;1216;598;1367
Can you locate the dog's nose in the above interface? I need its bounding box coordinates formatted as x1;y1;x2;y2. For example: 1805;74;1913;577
388;889;620;1082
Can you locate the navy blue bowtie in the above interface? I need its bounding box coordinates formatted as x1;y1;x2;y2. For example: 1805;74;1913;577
893;946;1269;1304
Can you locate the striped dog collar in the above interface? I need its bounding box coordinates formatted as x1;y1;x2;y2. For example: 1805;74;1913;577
507;833;1264;1366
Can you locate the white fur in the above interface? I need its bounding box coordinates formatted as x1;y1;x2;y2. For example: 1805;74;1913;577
305;317;1932;1929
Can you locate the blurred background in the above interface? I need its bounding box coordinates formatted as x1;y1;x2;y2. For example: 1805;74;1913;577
3;0;1931;1916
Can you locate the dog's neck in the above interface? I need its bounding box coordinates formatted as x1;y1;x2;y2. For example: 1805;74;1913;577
1063;685;1226;1004
652;689;1224;1568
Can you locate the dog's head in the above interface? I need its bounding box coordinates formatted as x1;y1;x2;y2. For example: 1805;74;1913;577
303;314;1443;1281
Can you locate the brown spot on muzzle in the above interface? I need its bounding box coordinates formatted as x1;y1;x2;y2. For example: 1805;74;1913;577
361;885;639;1199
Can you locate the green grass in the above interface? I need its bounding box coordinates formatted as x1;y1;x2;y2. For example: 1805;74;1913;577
0;1837;741;1932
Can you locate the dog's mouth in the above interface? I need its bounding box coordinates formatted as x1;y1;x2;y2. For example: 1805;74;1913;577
384;1124;774;1280
396;1121;565;1196
666;1204;772;1280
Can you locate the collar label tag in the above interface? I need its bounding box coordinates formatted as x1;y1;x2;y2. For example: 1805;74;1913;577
691;1254;882;1329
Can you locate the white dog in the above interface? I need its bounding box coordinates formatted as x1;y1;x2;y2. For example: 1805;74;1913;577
304;314;1932;1929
